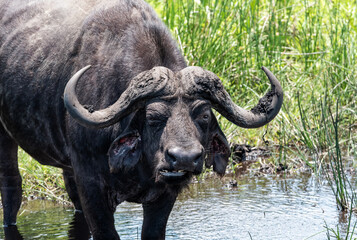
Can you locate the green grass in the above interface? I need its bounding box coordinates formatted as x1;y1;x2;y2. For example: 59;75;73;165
323;99;356;212
325;201;357;240
18;149;68;203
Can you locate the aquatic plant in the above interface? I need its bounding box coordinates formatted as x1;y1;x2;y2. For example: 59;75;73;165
325;200;357;240
323;99;356;212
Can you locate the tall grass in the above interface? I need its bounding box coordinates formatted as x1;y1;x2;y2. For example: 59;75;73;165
323;99;356;212
325;200;357;240
18;149;68;203
320;95;357;239
325;218;357;240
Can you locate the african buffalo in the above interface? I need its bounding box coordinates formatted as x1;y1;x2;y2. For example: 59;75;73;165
0;0;283;239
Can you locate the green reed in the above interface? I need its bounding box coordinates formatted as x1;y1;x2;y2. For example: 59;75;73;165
18;149;68;203
325;199;357;240
322;98;356;211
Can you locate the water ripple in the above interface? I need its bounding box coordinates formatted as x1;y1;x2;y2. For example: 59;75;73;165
0;174;353;240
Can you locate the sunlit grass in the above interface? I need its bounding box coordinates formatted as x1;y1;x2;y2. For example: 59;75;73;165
18;149;68;203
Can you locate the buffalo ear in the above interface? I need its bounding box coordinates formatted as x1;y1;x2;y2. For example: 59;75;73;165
108;130;142;173
108;110;145;173
205;117;231;176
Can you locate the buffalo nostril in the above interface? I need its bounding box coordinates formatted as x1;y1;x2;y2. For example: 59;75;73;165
192;150;203;165
167;147;203;164
167;148;177;163
193;154;201;164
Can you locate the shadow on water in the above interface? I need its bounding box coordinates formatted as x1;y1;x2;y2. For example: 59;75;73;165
68;212;91;240
1;203;91;240
0;174;356;239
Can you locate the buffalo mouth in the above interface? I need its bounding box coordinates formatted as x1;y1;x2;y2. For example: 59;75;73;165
157;169;193;184
159;169;187;177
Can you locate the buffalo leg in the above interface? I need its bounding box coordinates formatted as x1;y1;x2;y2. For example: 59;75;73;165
68;211;91;240
63;170;83;211
72;162;119;240
0;126;22;226
141;193;177;240
4;225;24;240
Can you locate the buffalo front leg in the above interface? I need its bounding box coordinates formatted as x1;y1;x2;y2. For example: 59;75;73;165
141;193;177;240
72;164;119;240
68;211;91;240
0;126;22;226
4;225;24;240
63;169;83;211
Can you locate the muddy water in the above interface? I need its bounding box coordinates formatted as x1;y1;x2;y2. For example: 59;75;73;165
1;173;356;240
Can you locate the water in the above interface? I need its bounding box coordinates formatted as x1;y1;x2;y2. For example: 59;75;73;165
1;173;356;240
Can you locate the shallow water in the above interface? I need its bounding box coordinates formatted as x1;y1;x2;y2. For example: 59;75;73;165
1;173;356;240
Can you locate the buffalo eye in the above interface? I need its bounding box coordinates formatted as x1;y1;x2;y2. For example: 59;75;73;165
194;109;211;131
202;113;210;121
146;101;170;127
191;101;211;129
146;113;168;127
197;111;210;122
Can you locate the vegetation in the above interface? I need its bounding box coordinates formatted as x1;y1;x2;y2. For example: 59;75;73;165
325;213;357;240
15;0;357;235
18;149;68;203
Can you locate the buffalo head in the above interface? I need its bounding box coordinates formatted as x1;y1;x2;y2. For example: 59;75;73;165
64;66;283;184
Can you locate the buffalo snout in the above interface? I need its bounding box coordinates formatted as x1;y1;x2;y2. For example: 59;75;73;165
166;145;204;171
158;143;205;181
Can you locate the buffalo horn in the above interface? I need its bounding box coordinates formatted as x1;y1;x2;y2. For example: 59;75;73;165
183;66;283;128
64;65;173;128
